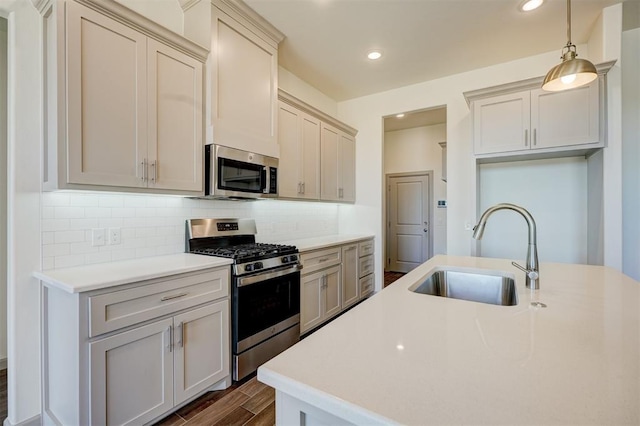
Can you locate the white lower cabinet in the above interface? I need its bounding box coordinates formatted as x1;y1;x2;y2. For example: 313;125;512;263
300;238;375;335
42;267;231;426
90;318;174;426
300;265;341;334
341;244;359;309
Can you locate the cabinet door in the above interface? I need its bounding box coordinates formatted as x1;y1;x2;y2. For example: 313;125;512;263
530;81;600;149
300;271;324;334
278;101;303;198
90;318;173;426
300;113;321;200
473;91;530;155
339;132;356;202
211;6;279;158
341;244;359;309
320;124;340;201
174;300;230;405
147;39;203;192
66;1;147;187
323;265;342;320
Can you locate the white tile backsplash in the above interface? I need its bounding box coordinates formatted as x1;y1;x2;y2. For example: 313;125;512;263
41;192;340;270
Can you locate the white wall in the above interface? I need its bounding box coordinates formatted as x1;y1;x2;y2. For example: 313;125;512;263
478;157;588;265
278;66;338;117
0;16;7;368
337;4;624;289
42;192;339;270
384;124;447;255
622;27;640;280
336;49;577;290
5;1;43;424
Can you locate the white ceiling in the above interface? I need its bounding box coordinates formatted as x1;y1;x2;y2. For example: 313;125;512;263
244;0;627;101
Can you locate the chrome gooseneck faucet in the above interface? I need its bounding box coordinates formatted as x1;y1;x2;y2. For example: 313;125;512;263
472;203;540;290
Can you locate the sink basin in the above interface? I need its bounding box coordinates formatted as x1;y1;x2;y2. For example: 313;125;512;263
408;268;518;306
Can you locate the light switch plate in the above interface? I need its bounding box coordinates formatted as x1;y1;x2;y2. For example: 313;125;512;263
92;228;106;246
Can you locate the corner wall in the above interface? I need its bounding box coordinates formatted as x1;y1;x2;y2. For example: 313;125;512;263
384;124;447;256
0;16;7;369
622;27;640;280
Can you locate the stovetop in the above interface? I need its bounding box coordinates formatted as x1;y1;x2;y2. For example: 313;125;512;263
192;242;298;263
186;218;300;276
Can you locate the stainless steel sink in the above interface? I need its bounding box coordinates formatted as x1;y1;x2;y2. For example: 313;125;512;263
408;268;518;306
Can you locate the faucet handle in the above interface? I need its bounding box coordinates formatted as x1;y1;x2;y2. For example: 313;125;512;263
511;261;539;280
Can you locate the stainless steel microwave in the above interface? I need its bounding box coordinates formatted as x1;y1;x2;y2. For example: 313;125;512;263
204;144;278;199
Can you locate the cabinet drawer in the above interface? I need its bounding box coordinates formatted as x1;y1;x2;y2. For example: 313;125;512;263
300;247;341;274
359;274;374;299
358;255;374;278
89;268;229;337
358;239;374;257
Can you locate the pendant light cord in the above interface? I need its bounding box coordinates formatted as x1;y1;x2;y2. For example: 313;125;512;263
566;0;572;46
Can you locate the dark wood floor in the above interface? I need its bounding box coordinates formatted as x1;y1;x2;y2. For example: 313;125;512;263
1;369;6;423
384;271;405;287
154;376;275;426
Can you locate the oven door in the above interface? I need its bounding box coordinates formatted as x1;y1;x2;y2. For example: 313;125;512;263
233;264;301;354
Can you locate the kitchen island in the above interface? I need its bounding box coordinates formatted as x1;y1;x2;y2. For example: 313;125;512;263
258;255;640;425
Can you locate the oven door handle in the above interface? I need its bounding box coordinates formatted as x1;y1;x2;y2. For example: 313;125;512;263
238;264;302;287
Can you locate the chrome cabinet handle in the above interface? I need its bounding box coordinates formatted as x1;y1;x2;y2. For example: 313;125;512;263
297;182;301;194
151;160;157;182
161;292;188;302
533;129;537;146
141;159;147;181
168;325;173;352
177;322;184;348
302;182;305;194
524;129;529;147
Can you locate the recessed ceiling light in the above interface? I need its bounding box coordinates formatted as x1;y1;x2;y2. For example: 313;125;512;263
367;51;382;60
520;0;543;11
396;114;405;118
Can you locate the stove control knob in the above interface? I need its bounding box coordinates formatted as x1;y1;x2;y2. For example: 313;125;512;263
282;256;289;263
254;262;263;270
244;264;254;272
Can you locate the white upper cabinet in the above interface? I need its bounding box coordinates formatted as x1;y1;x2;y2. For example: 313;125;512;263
211;0;284;158
278;90;357;203
466;66;612;160
321;123;356;202
473;91;531;155
42;0;207;195
278;100;321;199
530;83;600;149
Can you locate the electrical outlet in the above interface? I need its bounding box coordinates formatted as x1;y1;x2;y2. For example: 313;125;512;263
109;228;121;245
92;228;106;246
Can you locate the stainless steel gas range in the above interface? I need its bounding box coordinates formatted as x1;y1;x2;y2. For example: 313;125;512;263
186;218;302;381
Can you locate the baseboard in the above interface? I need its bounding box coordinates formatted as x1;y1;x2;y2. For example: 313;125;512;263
0;357;6;371
3;414;41;426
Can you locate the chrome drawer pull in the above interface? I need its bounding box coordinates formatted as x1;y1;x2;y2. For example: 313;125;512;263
318;258;329;263
160;292;188;302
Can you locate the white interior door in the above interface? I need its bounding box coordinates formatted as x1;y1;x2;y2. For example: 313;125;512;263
388;174;431;273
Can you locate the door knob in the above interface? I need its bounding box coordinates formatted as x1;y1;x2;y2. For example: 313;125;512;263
423;228;428;232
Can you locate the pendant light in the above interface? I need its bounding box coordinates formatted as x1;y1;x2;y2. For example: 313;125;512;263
542;0;597;92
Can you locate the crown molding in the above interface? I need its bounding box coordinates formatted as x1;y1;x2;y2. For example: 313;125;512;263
279;89;358;137
214;0;284;45
179;0;201;12
463;60;617;107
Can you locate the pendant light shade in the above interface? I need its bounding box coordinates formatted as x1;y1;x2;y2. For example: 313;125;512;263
542;0;597;92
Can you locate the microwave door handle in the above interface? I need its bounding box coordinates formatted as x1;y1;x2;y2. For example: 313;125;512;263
262;166;269;194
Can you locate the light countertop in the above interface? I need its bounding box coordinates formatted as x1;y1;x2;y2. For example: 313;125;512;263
258;255;640;425
276;234;374;252
34;253;232;293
